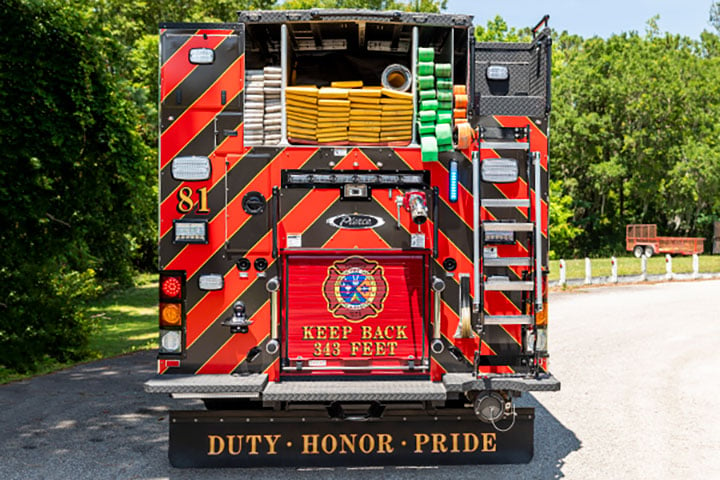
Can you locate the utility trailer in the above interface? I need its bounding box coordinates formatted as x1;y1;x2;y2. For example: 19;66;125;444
145;9;559;467
626;224;704;258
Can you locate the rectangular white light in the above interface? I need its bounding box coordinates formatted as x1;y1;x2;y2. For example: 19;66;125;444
296;39;347;51
482;158;519;183
174;220;208;244
486;65;509;81
484;230;515;244
536;328;548;352
198;274;224;291
283;172;426;187
525;330;535;354
171;156;211;181
286;173;312;184
378;175;399;184
399;174;425;184
188;48;214;65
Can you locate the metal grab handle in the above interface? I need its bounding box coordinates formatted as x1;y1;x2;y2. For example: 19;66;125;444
310;9;402;19
271;186;279;258
533;152;543;312
532;15;550;36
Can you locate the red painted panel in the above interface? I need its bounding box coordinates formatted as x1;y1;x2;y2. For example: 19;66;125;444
160;58;244;169
160;30;233;101
284;253;427;372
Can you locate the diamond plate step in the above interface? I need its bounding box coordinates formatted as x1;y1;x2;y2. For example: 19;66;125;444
483;257;532;267
144;374;268;394
484;315;533;325
263;381;446;402
485;280;534;291
484;222;534;232
482;198;531;208
479;141;529;150
443;373;561;393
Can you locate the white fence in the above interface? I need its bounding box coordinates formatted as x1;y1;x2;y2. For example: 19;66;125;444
554;254;720;287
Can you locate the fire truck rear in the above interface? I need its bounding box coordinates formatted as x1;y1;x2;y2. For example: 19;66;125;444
145;10;559;467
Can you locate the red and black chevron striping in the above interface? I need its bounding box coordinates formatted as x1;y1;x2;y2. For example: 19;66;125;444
157;26;549;378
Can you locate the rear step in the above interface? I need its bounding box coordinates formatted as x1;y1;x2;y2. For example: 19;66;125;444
484;222;533;232
484;315;533;325
483;257;532;267
485;277;533;291
482;198;531;208
479;141;529;150
263;380;446;402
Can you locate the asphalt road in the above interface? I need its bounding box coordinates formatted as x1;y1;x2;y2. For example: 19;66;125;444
1;279;718;479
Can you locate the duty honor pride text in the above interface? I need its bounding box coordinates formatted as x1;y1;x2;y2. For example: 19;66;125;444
207;431;497;456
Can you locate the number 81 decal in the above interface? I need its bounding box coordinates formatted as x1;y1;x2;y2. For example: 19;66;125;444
177;187;210;214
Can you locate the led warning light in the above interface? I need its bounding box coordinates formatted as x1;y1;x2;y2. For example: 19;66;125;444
536;328;548;352
160;330;182;353
484;230;515;245
198;274;224;291
536;303;548;326
161;276;183;300
449;160;459;202
171;156;211;181
188;48;214;65
486;65;509;81
160;303;182;326
173;220;208;244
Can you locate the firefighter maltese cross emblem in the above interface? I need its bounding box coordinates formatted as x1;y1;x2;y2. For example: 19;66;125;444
323;257;388;322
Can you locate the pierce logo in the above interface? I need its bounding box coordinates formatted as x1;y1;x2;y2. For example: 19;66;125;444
326;214;385;230
323;257;388;322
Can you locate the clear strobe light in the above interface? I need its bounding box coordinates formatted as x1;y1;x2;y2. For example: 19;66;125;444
160;330;182;353
171;156;211;181
188;48;215;65
198;274;224;291
486;65;509;81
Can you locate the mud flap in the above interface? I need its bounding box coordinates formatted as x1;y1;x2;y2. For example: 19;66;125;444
168;408;534;467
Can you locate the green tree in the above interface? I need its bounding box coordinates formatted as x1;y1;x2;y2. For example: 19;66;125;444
551;24;720;254
475;15;530;42
0;0;154;370
280;0;445;11
549;180;584;259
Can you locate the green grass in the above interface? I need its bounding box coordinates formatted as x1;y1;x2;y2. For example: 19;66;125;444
0;359;73;384
548;255;720;281
86;273;157;357
0;274;157;384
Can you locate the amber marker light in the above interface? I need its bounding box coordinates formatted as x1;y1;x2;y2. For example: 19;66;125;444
536;303;548;326
160;303;182;327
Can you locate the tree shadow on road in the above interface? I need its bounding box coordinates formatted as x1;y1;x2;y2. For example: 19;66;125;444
0;352;579;480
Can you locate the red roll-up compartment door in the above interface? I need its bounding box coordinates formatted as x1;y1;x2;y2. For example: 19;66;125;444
283;253;428;376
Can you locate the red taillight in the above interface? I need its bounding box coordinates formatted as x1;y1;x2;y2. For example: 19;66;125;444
161;276;183;300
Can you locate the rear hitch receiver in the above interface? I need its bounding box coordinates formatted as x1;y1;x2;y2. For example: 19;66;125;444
222;301;253;334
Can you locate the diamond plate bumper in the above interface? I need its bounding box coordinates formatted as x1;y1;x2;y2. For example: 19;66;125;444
144;374;268;394
145;372;559;400
443;373;561;393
